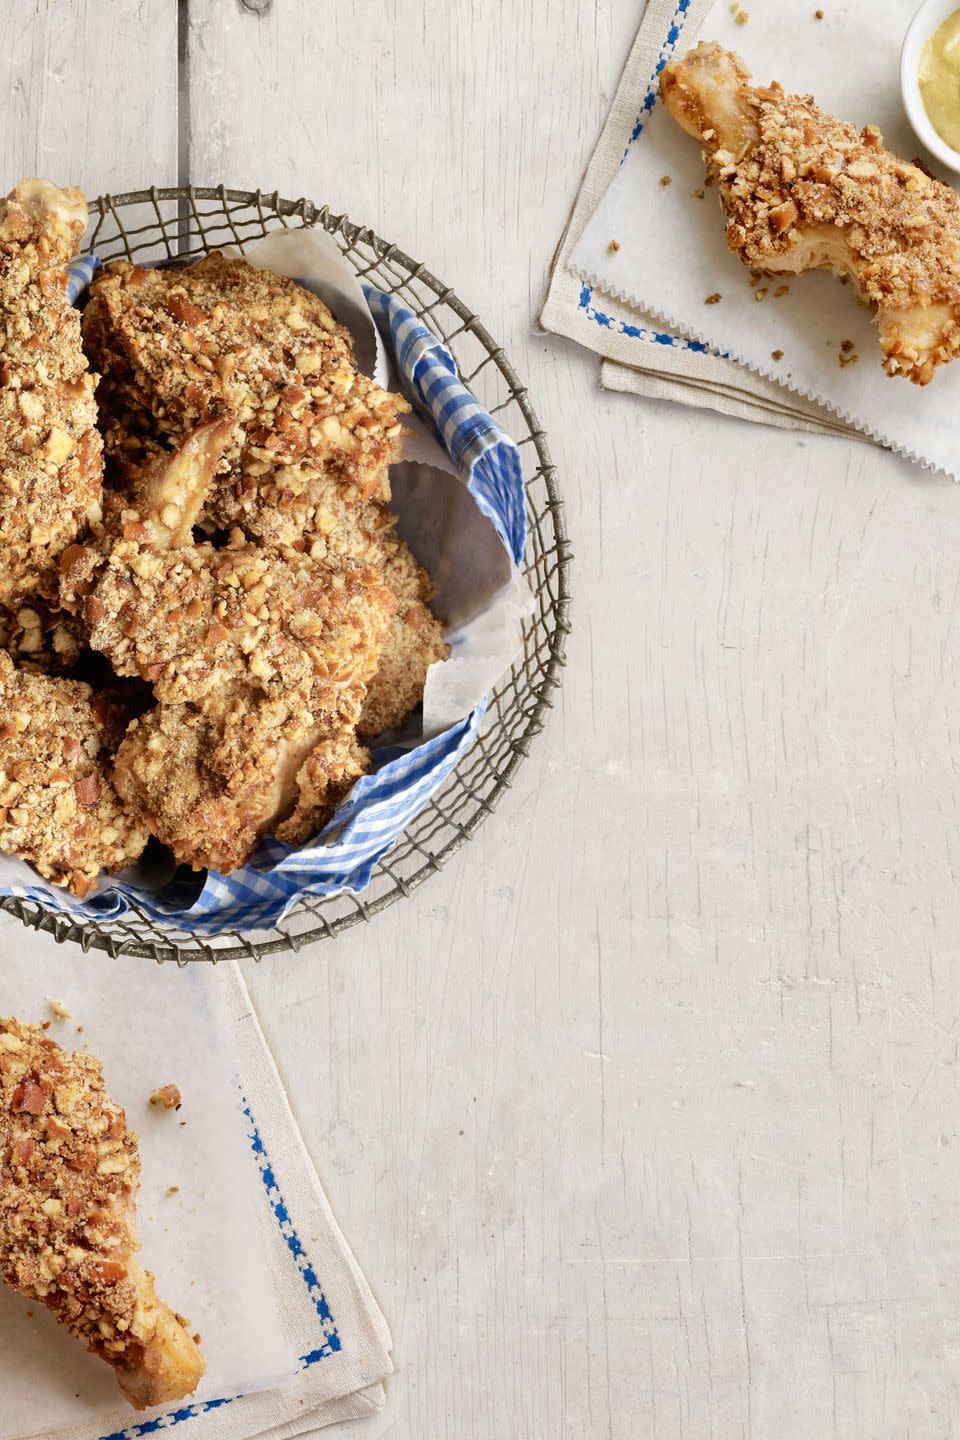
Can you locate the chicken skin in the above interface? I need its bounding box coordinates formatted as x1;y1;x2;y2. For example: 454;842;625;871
0;1016;204;1409
660;42;960;384
0;180;103;603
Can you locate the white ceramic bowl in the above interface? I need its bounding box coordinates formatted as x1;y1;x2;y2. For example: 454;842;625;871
901;0;960;173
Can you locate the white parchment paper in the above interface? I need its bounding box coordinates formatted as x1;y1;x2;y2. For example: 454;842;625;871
0;952;298;1439
570;0;960;477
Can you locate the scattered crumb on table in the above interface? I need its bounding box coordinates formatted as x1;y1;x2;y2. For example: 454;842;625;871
48;999;71;1020
754;287;768;301
815;8;824;17
659;174;672;186
40;1020;50;1031
705;292;722;304
735;8;749;22
693;188;705;199
167;1185;180;1195
150;1083;183;1111
607;239;620;253
771;349;784;360
773;284;790;298
76;1025;83;1034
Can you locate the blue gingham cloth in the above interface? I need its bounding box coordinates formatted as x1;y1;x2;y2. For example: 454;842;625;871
2;262;525;936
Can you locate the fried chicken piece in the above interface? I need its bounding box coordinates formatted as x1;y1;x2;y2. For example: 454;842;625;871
0;180;103;602
660;43;960;383
60;420;394;870
98;538;392;872
0;1016;204;1409
0;652;146;895
83;252;409;551
359;534;448;735
71;534;389;715
115;699;373;870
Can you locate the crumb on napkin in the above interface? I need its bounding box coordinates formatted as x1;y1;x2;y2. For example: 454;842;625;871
48;999;71;1020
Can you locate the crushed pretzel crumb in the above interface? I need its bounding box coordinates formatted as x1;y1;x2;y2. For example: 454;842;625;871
771;349;784;360
755;287;769;300
693;188;705;199
608;239;621;252
705;292;723;304
659;175;672;186
815;8;824;17
48;1000;71;1020
149;1084;182;1112
773;284;790;298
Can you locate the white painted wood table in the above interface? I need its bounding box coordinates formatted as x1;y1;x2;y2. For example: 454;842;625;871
4;2;960;1436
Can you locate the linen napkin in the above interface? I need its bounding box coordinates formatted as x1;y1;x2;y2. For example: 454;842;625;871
0;942;392;1440
540;0;946;454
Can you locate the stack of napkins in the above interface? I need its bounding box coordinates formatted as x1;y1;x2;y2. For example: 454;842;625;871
1;944;392;1440
542;0;960;476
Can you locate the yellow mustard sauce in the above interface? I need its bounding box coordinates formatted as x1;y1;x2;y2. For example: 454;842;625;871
919;9;960;152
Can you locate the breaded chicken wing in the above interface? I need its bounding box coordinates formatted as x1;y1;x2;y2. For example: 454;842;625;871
660;43;960;383
60;425;394;870
0;179;103;601
83;252;408;552
0;1016;204;1409
0;653;146;895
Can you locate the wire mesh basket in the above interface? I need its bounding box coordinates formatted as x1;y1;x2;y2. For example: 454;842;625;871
0;186;571;961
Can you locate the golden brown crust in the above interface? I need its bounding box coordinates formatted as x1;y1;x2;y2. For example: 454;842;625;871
0;652;146;895
660;42;960;383
359;535;448;735
0;181;103;602
0;1016;204;1409
83;252;409;547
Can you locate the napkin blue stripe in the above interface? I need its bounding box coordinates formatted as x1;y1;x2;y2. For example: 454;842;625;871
577;0;708;356
246;1107;341;1353
0;262;523;935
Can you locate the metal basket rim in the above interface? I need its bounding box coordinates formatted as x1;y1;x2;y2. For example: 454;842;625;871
0;185;572;961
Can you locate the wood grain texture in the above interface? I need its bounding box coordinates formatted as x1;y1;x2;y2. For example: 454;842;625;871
0;0;177;195
3;1;960;1436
